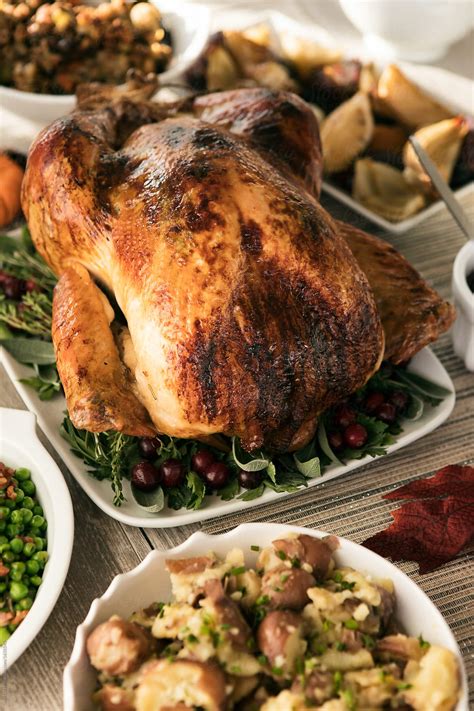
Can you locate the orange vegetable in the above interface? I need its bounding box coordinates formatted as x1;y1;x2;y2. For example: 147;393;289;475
0;153;24;227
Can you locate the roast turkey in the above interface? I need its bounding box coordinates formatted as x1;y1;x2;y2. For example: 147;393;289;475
22;78;454;452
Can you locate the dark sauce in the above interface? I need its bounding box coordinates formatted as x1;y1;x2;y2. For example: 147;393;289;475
467;271;474;293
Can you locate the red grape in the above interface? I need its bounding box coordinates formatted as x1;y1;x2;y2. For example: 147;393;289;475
343;423;368;449
238;469;262;489
388;390;409;413
2;276;25;300
364;391;385;414
159;459;185;488
138;437;161;460
131;461;161;491
327;430;344;451
333;405;356;429
191;450;215;474
203;462;229;489
376;403;397;424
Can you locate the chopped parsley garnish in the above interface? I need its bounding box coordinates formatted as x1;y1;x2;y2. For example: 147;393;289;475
229;566;246;576
418;634;431;650
344;619;359;630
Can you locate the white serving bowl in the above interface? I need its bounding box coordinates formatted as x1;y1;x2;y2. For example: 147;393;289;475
64;522;468;711
0;0;210;125
0;408;74;673
452;241;474;371
339;0;473;62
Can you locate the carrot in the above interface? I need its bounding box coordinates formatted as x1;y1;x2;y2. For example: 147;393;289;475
0;153;24;227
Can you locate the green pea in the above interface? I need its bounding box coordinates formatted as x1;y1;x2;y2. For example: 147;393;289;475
22;497;34;511
20;508;33;524
5;523;22;538
10;563;26;582
10;538;24;555
0;583;6;593
15;468;30;481
0;536;7;546
20;480;35;496
32;551;48;567
0;627;11;645
23;542;36;558
0;521;5;533
3;499;15;510
27;527;41;538
30;515;44;529
16;597;33;611
29;576;42;588
9;581;29;601
33;538;45;552
0;506;10;521
2;551;14;564
33;505;43;516
10;509;24;525
13;488;24;503
25;559;40;575
0;542;11;554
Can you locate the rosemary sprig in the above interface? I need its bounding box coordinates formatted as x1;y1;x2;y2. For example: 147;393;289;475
0;235;56;292
60;416;140;506
0;292;52;337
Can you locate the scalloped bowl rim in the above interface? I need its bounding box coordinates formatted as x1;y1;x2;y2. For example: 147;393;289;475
0;408;74;673
63;523;468;711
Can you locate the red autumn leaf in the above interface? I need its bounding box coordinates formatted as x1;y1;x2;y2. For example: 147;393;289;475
363;496;474;574
384;465;474;501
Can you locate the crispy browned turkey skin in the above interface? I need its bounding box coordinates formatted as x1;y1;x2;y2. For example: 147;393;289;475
22;82;453;452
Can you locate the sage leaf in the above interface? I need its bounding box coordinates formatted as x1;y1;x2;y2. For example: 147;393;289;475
0;337;56;365
266;461;277;484
404;393;424;421
232;437;269;472
0;235;19;254
132;485;165;513
395;370;452;400
317;420;342;465
293;454;321;478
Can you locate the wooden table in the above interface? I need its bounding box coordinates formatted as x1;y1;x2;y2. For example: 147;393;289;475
1;188;473;710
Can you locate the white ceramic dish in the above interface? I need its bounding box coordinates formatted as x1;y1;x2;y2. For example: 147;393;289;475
338;0;473;63
63;522;468;711
0;408;74;673
1;345;455;528
268;12;474;234
0;0;210;125
452;241;474;371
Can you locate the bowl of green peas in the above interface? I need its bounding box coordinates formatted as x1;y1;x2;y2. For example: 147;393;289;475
0;407;73;672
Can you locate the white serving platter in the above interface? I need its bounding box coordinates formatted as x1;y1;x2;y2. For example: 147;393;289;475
0;408;74;673
63;523;468;711
1;346;455;528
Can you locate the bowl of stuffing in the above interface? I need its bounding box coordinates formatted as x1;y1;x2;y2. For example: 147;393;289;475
63;523;467;710
0;0;210;124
